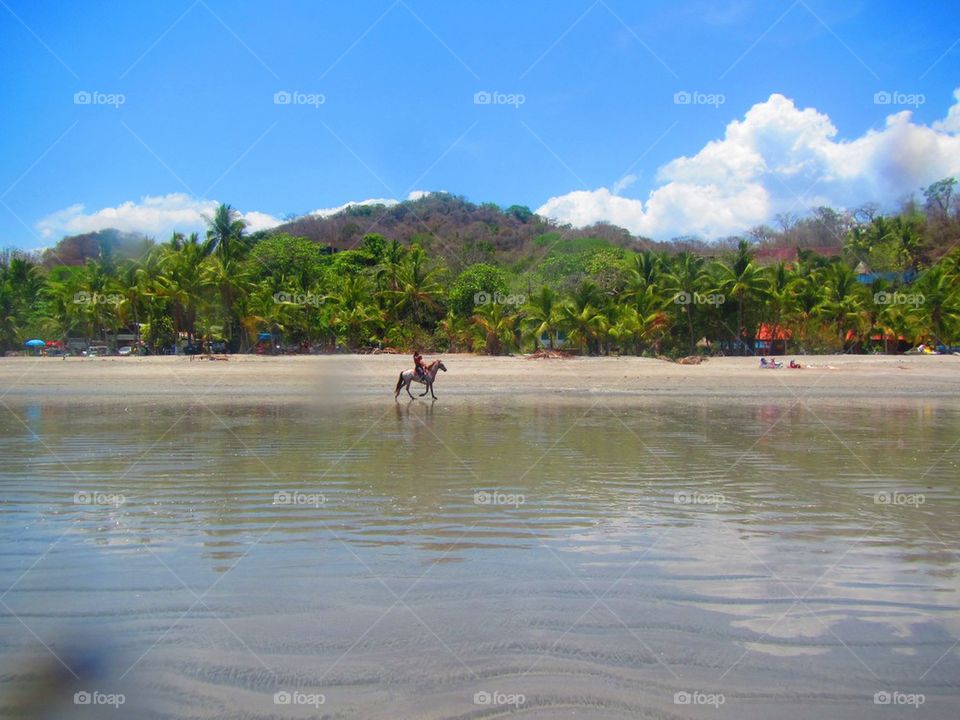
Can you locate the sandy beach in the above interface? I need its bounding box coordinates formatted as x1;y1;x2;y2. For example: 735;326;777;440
1;353;957;403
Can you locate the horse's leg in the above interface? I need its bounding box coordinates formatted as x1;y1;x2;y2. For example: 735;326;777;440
405;379;416;399
419;380;430;397
430;383;437;399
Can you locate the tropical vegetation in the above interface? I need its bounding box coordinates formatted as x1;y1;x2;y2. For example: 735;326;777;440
2;180;958;357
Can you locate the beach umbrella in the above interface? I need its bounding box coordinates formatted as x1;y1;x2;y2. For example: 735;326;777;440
24;339;45;347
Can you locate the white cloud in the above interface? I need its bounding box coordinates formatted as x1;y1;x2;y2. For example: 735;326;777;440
537;89;960;239
36;193;284;239
611;174;638;195
36;190;448;243
933;88;960;134
306;190;440;217
307;197;398;217
241;210;285;233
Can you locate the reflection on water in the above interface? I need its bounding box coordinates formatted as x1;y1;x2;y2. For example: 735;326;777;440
0;398;958;718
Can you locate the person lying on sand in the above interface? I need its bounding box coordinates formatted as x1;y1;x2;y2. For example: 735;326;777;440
789;360;803;369
760;357;783;369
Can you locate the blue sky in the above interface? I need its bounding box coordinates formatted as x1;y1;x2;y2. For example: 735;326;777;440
1;0;959;248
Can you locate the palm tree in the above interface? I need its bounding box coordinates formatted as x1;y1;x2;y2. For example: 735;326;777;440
610;304;669;355
471;301;518;355
662;252;706;353
385;246;444;327
0;281;21;350
205;204;246;262
818;262;865;348
912;264;960;346
202;255;252;350
439;311;472;352
712;259;768;354
625;250;664;291
522;286;561;349
331;275;378;349
559;302;608;355
158;233;207;341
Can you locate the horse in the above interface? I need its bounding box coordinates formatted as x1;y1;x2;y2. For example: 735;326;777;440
394;359;447;399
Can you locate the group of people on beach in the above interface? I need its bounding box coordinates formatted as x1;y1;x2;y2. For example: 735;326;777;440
759;358;803;369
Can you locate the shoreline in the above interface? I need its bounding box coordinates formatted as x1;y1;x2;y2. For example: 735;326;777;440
1;354;957;404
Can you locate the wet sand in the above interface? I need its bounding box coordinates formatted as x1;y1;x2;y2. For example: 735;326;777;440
0;353;957;403
1;359;958;718
1;395;957;719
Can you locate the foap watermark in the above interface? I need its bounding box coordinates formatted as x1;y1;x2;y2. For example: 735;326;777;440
674;90;725;108
874;690;925;707
874;90;925;108
74;490;126;506
474;490;525;508
273;490;326;507
473;690;526;708
74;690;125;708
874;491;925;508
474;90;525;108
273;291;323;307
74;291;123;306
674;690;725;708
274;90;325;108
674;490;725;509
74;90;125;108
274;690;326;708
673;291;724;306
474;291;525;307
874;291;924;307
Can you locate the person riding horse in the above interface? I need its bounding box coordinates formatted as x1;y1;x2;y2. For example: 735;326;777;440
413;351;428;381
395;355;447;399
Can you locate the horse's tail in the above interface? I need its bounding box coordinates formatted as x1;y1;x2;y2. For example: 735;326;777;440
394;372;404;395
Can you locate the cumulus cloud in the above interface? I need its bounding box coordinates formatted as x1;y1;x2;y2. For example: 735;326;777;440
933;88;960;134
537;90;960;239
36;193;283;239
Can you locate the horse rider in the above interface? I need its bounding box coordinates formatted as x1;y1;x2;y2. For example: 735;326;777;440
413;350;428;381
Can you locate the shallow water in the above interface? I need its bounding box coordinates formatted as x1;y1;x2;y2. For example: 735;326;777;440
1;398;958;718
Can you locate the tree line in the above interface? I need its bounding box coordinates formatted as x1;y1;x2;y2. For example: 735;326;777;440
2;182;959;356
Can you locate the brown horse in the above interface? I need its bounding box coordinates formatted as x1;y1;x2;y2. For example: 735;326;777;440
394;359;447;399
